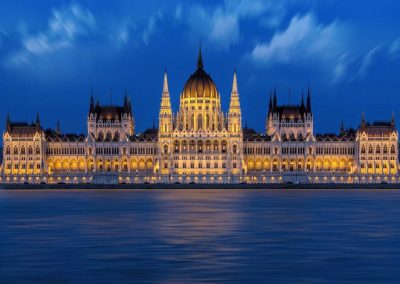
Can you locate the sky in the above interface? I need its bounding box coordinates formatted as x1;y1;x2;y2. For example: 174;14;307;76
1;0;400;136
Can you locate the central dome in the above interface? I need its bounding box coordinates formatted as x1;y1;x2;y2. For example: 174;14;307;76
182;49;219;99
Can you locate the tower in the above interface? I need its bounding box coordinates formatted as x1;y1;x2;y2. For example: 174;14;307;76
158;69;173;176
228;69;243;178
159;69;173;134
228;69;242;134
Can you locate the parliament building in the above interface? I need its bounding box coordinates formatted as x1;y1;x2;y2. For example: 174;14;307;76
1;49;399;184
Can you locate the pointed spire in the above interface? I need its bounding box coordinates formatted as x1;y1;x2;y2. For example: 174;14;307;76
306;86;312;113
301;92;305;109
232;69;238;94
35;112;41;132
6;113;11;132
56;120;61;134
163;68;169;94
340;120;344;133
197;44;203;70
268;92;273;114
273;87;277;110
89;89;95;113
391;112;395;128
361;111;366;129
124;88;129;111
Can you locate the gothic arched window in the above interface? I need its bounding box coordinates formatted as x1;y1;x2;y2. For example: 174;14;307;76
391;145;396;154
198;115;202;130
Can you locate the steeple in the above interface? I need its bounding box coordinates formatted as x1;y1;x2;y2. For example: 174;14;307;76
163;68;169;94
197;44;203;70
391;112;396;129
56;120;61;135
89;89;95;113
123;88;130;113
228;69;242;133
306;86;312;113
6;113;11;133
361;111;366;129
273;87;277;110
35;112;41;132
159;69;172;133
268;92;273;115
340;120;345;134
36;112;40;124
301;92;305;110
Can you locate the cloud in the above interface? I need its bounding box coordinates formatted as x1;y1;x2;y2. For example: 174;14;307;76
179;0;287;49
7;3;95;65
250;13;347;65
332;52;356;83
389;38;400;58
352;45;382;80
142;12;163;45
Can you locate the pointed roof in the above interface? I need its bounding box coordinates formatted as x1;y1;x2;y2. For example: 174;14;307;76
232;69;238;94
163;68;169;94
306;86;312;113
197;44;203;70
273;88;277;110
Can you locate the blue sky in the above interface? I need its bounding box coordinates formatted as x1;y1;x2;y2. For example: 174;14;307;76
1;0;400;135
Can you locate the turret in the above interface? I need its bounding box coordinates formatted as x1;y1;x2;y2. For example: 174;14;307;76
159;69;173;133
228;69;242;134
273;88;277;110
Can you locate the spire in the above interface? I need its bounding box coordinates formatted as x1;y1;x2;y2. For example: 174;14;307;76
197;44;203;70
35;112;41;132
6;113;11;132
268;92;273;114
361;111;366;129
163;68;169;94
89;89;95;113
391;112;395;128
340;120;344;134
56;120;61;134
301;92;305;109
306;86;312;113
273;87;277;110
229;69;241;117
124;88;129;111
232;68;238;94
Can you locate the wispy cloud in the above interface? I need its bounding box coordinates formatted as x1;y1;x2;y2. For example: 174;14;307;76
7;3;95;65
389;38;400;58
178;0;287;49
354;45;381;80
250;13;347;65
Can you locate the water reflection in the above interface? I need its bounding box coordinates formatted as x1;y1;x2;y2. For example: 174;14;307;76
1;189;400;283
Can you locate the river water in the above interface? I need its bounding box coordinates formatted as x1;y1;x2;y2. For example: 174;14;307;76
1;189;400;283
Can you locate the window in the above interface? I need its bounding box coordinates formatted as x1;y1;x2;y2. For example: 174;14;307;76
163;145;168;154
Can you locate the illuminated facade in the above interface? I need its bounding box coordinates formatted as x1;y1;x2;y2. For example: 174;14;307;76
1;49;399;184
